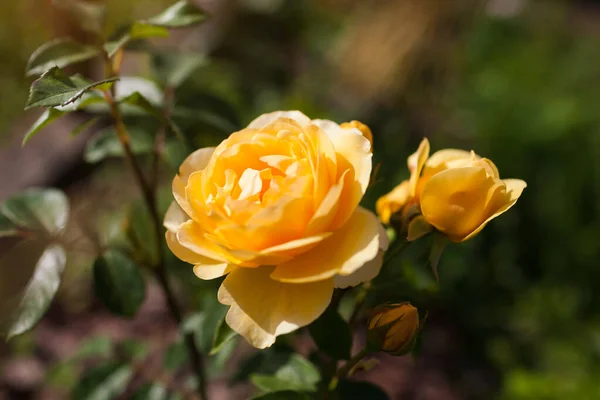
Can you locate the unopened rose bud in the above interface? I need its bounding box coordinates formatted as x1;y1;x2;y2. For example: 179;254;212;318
367;303;419;356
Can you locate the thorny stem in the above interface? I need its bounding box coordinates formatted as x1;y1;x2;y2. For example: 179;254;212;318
102;55;208;400
327;348;369;392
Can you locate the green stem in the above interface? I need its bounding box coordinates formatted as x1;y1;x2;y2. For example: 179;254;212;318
328;348;369;392
102;60;208;400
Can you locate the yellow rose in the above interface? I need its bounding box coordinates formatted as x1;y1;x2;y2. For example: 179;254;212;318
378;138;527;242
164;111;388;348
375;179;410;225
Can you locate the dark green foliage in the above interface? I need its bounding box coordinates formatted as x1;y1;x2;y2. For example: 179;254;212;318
1;188;69;234
163;340;188;371
337;380;389;400
309;306;352;361
251;355;320;394
0;213;19;238
72;362;132;400
26;38;100;77
210;317;238;356
25;67;117;109
93;249;146;317
104;23;169;58
251;391;313;400
2;242;66;339
144;1;207;28
0;188;70;339
22;108;66;145
84;126;154;163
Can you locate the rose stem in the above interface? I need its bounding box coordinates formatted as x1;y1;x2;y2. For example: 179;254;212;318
327;348;369;393
102;51;209;400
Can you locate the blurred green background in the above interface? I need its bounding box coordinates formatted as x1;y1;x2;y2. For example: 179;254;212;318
2;0;600;399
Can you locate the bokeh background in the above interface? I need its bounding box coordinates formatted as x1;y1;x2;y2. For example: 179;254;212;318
1;0;600;399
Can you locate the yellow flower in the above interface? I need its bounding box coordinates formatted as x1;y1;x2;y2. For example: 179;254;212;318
340;120;373;147
378;138;527;242
164;111;388;348
375;179;410;225
367;302;419;356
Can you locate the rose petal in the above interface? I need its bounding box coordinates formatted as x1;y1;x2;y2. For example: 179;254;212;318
305;169;349;235
172;147;215;218
218;266;333;348
166;231;234;279
164;201;187;233
177;220;231;262
312;119;372;228
376;179;411;224
334;251;383;289
226;233;332;267
423;149;472;175
180;147;216;183
420;167;491;240
247;110;312;129
270;207;384;283
408;138;430;197
460;178;527;242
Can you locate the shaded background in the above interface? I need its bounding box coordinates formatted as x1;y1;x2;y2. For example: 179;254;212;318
1;0;600;399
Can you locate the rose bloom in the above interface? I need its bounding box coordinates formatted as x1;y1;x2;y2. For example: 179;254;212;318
377;138;526;242
164;111;388;348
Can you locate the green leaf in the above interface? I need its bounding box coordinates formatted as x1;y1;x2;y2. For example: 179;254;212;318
75;94;106;110
251;392;313;400
429;234;448;282
74;336;113;360
145;1;208;28
120;91;186;143
73;362;132;400
210;317;238;356
71;116;101;137
105;22;169;58
5;243;66;339
181;301;228;353
163;340;188;372
407;215;433;242
162;139;190;172
125;199;159;265
152;52;207;87
232;347;294;384
46;361;77;390
117;339;148;361
274;355;320;390
175;91;241;132
131;383;169;400
23;108;66;145
26;38;100;77
172;107;239;136
84;126;154;163
208;333;238;377
120;91;164;120
251;355;320;393
0;214;19;238
251;376;304;394
1;188;69;235
308;306;352;361
93;249;146;317
337;380;389;400
25;67;118;110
